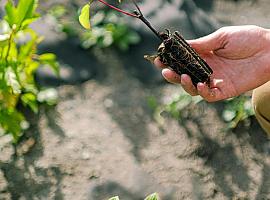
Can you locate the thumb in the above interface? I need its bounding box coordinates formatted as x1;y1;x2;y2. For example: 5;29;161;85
187;29;226;54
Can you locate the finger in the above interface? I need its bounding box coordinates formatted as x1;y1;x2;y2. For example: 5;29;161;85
161;68;181;84
154;57;166;69
197;82;222;102
187;28;227;54
181;74;198;96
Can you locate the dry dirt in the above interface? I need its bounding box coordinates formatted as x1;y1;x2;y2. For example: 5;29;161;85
1;0;270;199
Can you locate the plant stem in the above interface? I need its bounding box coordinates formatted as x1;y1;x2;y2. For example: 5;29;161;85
5;30;14;67
96;0;138;17
136;12;163;41
94;0;163;41
0;47;3;60
131;0;163;41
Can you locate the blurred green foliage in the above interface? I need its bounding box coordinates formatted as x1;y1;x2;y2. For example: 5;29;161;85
0;0;59;142
108;193;159;200
222;95;254;129
48;4;140;51
148;91;203;126
148;91;254;130
80;10;140;50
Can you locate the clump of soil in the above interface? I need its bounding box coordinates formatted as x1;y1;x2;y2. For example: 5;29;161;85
158;30;212;85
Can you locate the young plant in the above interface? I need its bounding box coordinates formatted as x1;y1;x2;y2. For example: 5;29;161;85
144;193;160;200
79;0;213;85
108;197;119;200
222;95;254;129
148;92;254;130
108;193;160;200
0;0;59;142
148;91;203;126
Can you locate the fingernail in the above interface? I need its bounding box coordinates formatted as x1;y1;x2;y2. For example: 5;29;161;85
181;74;186;84
161;68;170;76
181;78;185;85
181;74;188;79
197;82;204;90
198;82;204;86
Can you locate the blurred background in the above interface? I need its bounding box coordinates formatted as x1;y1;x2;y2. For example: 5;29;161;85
1;0;270;199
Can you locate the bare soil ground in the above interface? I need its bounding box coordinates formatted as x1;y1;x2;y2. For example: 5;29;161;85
1;0;270;199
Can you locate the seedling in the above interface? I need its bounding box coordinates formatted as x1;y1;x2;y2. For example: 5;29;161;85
107;193;160;200
79;0;213;85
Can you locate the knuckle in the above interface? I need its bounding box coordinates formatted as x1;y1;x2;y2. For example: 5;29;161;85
174;75;181;82
205;99;213;103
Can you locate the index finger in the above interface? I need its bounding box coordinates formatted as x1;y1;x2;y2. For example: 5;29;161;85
187;28;227;54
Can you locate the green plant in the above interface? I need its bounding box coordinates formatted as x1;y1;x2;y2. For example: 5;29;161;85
80;10;140;50
148;90;202;126
144;193;160;200
0;0;59;142
222;95;254;129
46;2;140;51
148;91;254;130
108;197;119;200
108;193;160;200
78;0;162;44
79;0;155;27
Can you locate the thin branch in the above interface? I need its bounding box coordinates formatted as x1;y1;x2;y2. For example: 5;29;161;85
5;30;14;67
96;0;139;18
137;14;163;41
130;0;163;41
94;0;163;41
131;0;142;15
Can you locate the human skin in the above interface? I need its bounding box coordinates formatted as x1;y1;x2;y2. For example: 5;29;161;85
154;25;270;102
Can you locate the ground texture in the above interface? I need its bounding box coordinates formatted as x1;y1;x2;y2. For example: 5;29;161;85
1;0;270;199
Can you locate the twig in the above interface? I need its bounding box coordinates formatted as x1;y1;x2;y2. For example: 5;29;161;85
93;0;163;41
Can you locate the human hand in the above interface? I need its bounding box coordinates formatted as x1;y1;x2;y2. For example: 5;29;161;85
154;25;270;102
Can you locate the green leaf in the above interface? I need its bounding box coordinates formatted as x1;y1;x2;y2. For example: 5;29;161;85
0;0;57;142
5;67;21;94
16;0;36;26
39;53;56;61
49;5;67;18
21;93;38;113
20;16;40;29
126;31;140;44
147;96;158;110
4;0;37;29
108;197;120;200
144;193;160;200
25;61;39;76
39;53;59;75
37;88;58;105
79;4;91;29
91;11;105;26
4;1;17;27
0;20;11;34
0;34;10;47
0;108;25;143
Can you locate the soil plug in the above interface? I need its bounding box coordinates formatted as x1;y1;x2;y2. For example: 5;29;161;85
79;0;213;86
